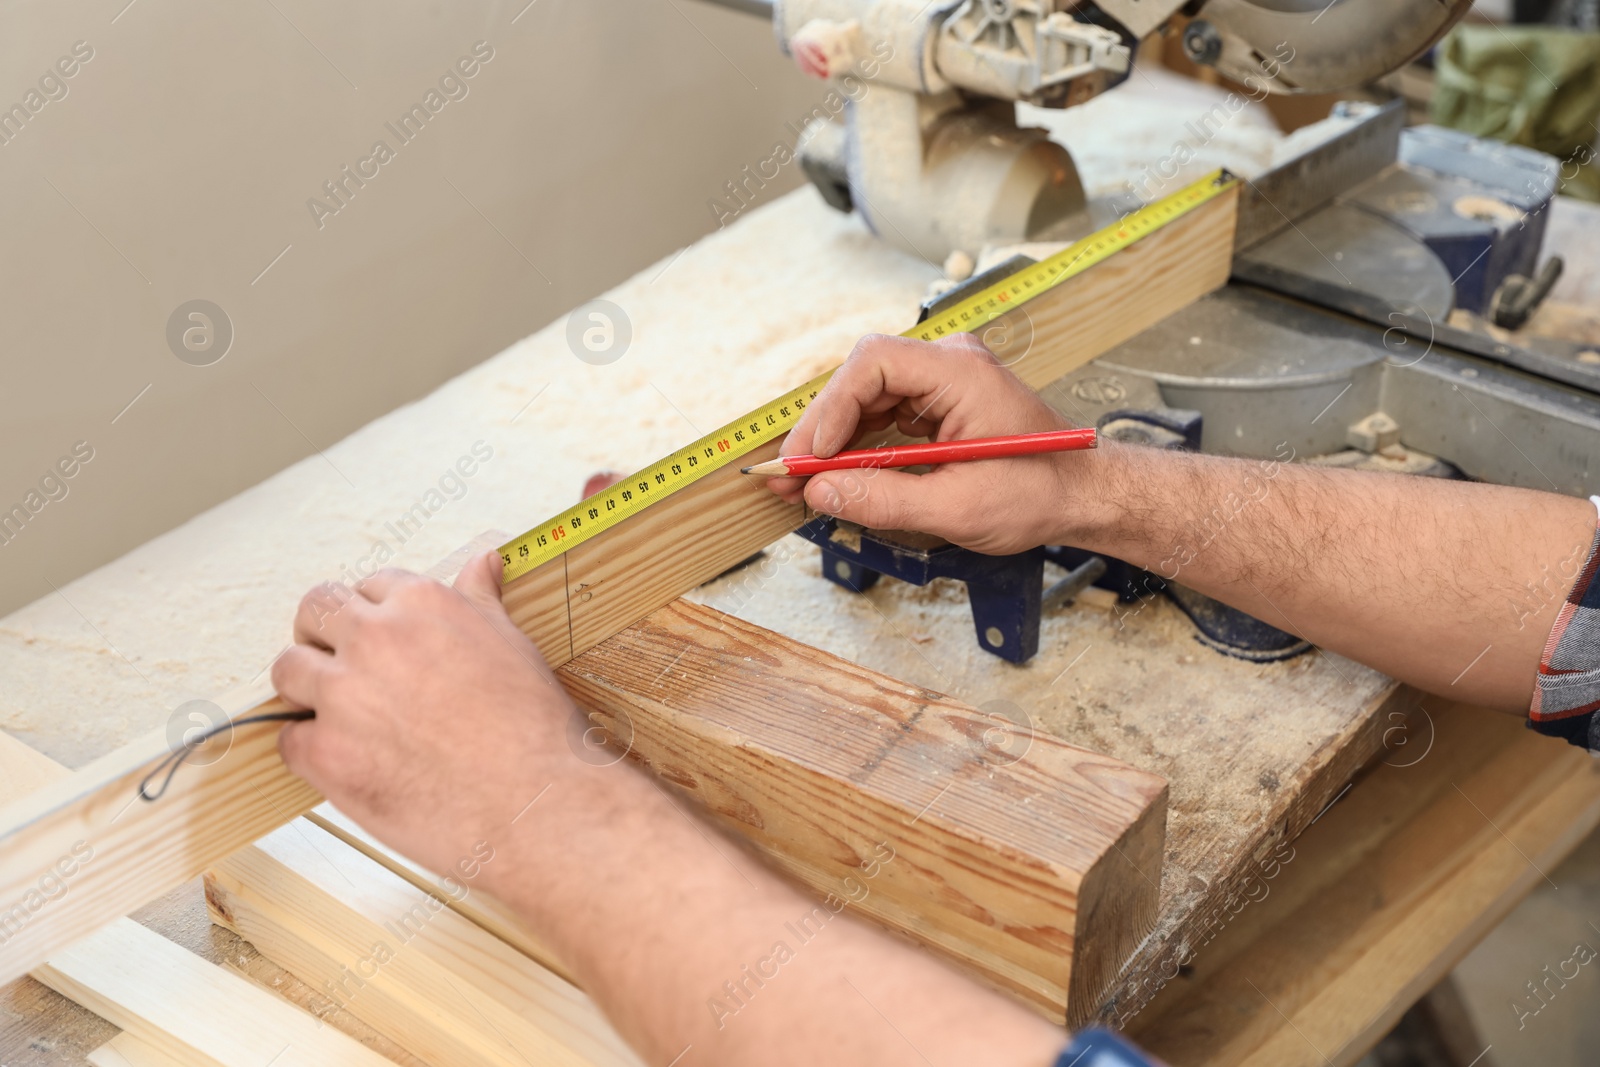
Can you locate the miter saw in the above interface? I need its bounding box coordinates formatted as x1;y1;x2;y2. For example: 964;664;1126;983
706;0;1474;263
793;100;1591;665
698;0;1596;668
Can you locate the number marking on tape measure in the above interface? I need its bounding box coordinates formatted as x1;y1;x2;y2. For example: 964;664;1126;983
498;170;1236;583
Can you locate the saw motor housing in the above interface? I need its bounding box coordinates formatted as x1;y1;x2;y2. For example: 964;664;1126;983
774;0;1474;264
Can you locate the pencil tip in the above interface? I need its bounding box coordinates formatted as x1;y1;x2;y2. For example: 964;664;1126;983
739;467;753;474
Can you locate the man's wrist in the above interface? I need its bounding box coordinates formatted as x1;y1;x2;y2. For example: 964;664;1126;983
470;742;689;928
1049;440;1137;548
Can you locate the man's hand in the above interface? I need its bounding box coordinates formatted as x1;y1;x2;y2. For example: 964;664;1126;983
776;331;1600;715
767;333;1096;554
271;551;583;880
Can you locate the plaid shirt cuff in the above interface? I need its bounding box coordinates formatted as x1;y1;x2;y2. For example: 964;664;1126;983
1530;513;1600;754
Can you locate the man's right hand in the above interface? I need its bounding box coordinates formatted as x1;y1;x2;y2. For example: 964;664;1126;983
765;333;1099;555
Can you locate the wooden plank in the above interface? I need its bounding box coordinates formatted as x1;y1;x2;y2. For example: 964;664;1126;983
0;731;397;1067
204;822;642;1067
561;599;1168;1024
305;803;576;986
88;1033;185;1067
0;756;427;1067
0;693;317;989
1127;702;1600;1066
501;186;1240;665
37;919;398;1067
0;736;119;1064
0;189;1237;987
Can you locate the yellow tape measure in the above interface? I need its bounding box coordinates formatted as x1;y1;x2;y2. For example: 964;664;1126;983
498;169;1237;583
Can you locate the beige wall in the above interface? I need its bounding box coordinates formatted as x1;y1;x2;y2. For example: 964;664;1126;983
0;0;820;615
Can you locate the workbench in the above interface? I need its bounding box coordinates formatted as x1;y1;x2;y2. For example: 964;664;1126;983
4;184;1599;1066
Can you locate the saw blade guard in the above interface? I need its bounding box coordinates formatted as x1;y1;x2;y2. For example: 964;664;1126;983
1185;0;1474;94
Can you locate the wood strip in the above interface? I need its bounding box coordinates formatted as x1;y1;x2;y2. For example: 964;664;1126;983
0;698;318;990
502;186;1240;665
87;1033;183;1067
37;919;398;1067
0;731;397;1067
305;803;576;986
1128;702;1600;1065
561;600;1168;1024
0;189;1237;986
205;822;642;1067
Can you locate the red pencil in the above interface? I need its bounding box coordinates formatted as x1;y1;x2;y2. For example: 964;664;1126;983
741;427;1098;477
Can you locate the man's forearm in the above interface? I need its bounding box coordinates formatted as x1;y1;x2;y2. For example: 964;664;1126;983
480;758;1064;1067
1063;444;1597;711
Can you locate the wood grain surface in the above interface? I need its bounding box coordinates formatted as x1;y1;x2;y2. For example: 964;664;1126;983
0;537;499;988
36;918;397;1067
562;599;1168;1023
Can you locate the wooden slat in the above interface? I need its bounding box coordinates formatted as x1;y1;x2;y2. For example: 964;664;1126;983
87;1033;185;1067
0;696;318;989
502;186;1241;666
561;600;1168;1023
205;822;641;1067
0;188;1237;986
0;731;396;1067
1128;702;1600;1066
37;919;397;1067
305;803;576;985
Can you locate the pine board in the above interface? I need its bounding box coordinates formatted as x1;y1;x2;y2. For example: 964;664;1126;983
306;803;576;986
0;731;396;1067
561;599;1167;1022
36;919;397;1067
205;822;642;1067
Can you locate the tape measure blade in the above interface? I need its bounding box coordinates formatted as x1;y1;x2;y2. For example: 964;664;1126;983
499;170;1235;582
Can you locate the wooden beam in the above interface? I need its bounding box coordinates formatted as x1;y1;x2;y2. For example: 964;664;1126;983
309;598;1169;1024
561;600;1168;1023
502;186;1240;666
0;187;1236;986
205;822;641;1067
